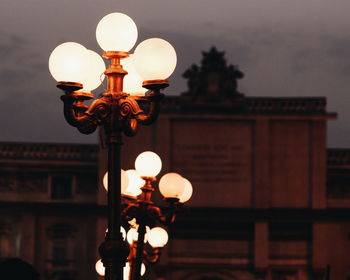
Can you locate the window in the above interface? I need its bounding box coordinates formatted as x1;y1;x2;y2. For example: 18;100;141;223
51;176;72;199
46;223;76;268
52;245;68;266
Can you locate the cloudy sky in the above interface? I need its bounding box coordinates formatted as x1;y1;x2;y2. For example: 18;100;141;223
0;0;350;147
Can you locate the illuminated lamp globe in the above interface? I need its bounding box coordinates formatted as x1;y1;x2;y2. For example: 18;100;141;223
126;228;137;244
121;226;126;240
134;38;177;80
122;55;146;95
49;42;90;84
147;227;168;248
124;262;146;279
96;12;138;52
95;259;105;276
135;151;162;177
79;50;105;92
126;226;150;244
123;169;145;197
179;178;193;203
102;169;129;193
159;172;185;199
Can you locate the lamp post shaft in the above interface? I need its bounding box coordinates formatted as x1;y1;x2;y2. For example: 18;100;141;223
99;54;130;280
131;179;154;280
132;222;146;280
107;134;122;238
105;134;124;280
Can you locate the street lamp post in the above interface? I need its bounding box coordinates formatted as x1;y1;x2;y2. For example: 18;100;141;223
122;152;193;280
95;160;192;280
100;151;193;280
48;12;177;280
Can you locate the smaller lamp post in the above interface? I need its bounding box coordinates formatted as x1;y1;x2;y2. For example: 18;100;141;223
98;151;193;280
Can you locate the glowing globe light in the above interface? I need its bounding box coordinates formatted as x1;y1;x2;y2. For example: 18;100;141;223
179;178;193;203
123;262;146;279
123;263;130;279
79;50;106;92
96;12;138;52
122;55;146;96
159;172;185;199
135;151;162;177
147;227;168;248
134;38;177;80
103;169;129;193
126;226;150;244
123;169;145;197
96;257;146;278
95;259;105;276
49;42;90;84
126;228;137;244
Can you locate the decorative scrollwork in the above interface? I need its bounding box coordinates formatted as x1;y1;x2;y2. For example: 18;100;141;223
86;98;111;125
119;97;143;117
60;90;164;137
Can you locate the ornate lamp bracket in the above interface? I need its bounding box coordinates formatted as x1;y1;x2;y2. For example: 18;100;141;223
57;53;166;137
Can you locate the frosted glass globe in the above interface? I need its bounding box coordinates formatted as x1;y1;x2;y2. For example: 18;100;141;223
79;50;105;92
95;259;105;276
123;262;130;279
159;172;185;199
126;228;137;244
103;169;129;193
134;38;177;80
49;42;89;84
135;151;162;177
179;178;193;203
123;262;145;279
122;55;146;95
147;227;168;248
123;169;145;197
121;226;126;240
96;12;138;52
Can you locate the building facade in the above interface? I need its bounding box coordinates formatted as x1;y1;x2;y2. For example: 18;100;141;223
1;48;350;280
0;143;99;280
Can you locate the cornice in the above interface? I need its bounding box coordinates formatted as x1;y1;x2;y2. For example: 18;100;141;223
0;142;98;162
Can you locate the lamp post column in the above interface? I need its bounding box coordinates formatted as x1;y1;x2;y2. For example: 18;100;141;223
99;54;130;280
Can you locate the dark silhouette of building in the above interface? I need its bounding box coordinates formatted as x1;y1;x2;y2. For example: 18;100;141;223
1;48;350;280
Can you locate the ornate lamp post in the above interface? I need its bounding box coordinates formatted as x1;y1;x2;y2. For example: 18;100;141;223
48;12;177;280
97;151;193;280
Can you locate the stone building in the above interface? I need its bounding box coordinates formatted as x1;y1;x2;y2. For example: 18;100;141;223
1;48;350;280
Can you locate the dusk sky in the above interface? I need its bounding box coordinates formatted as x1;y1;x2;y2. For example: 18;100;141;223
1;0;350;147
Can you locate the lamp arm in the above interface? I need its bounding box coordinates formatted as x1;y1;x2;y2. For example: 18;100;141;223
121;203;139;221
134;93;164;126
147;205;162;221
158;201;183;225
60;94;111;134
159;210;177;225
144;248;161;264
60;94;92;127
